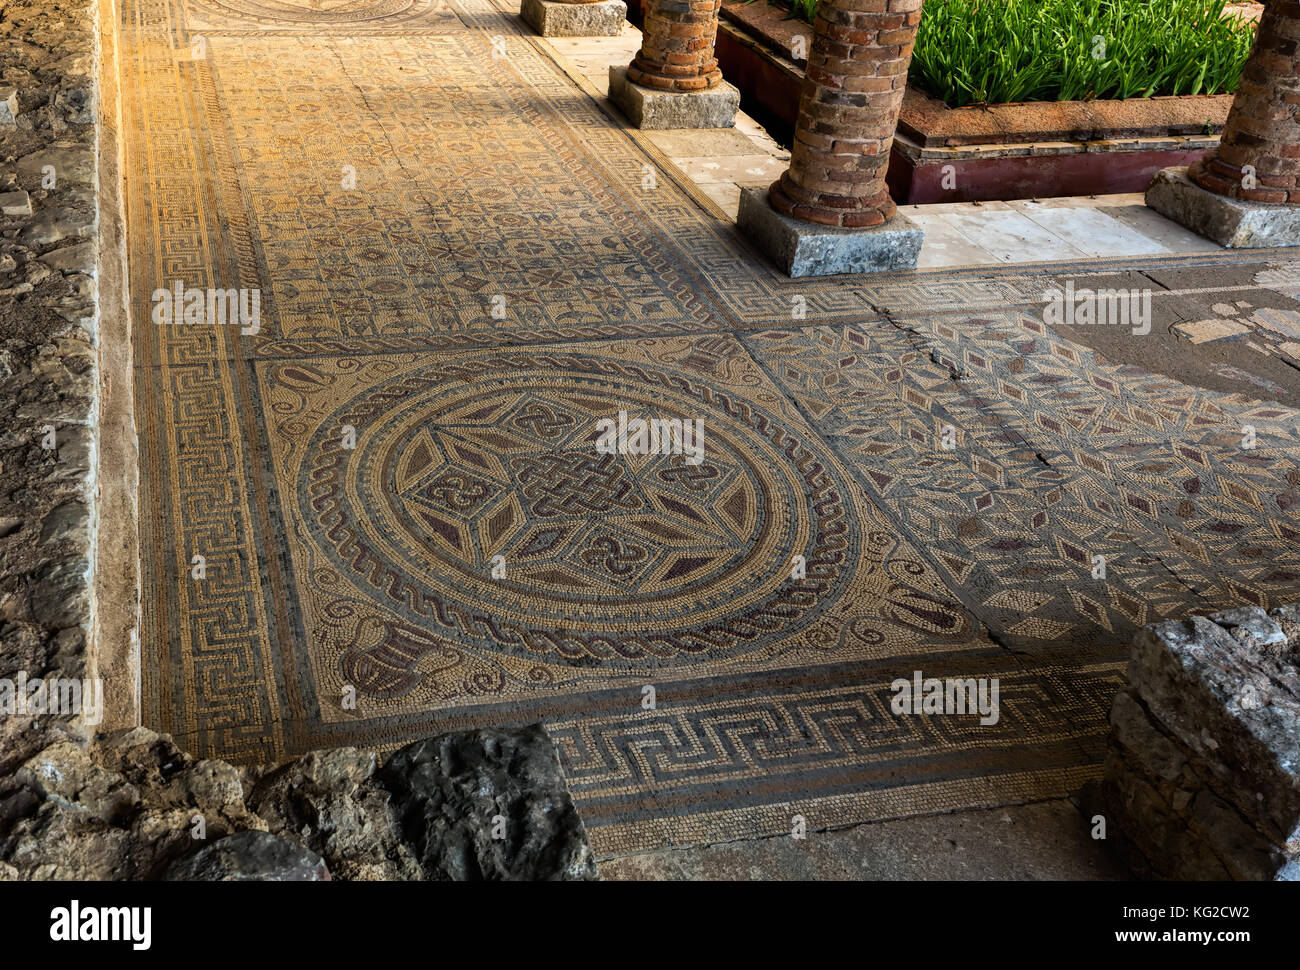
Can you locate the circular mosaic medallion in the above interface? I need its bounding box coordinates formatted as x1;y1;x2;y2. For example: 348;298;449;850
304;353;858;664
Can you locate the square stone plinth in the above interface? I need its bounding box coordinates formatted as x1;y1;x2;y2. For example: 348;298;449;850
521;0;625;37
608;67;739;130
1146;166;1300;249
737;187;923;277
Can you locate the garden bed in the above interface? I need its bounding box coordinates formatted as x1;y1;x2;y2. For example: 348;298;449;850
622;0;1249;202
887;88;1230;203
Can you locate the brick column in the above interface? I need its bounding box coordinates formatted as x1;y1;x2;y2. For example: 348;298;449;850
626;0;724;92
1190;0;1300;203
768;0;922;227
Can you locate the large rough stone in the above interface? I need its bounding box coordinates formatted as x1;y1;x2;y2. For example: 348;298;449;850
38;241;94;274
608;66;738;130
19;205;95;246
1;724;598;881
246;747;422;881
1100;689;1289;880
164;831;330;882
2;803;137;881
521;0;626;37
16;740;140;824
0;88;17;126
16;145;95;187
1145;167;1300;249
1099;604;1300;880
1129;607;1300;845
28;557;92;629
0;726;269;880
380;724;598;881
0;191;32;217
737;187;923;278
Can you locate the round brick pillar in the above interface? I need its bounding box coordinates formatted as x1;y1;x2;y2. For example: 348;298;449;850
626;0;724;92
1191;1;1300;204
769;0;922;228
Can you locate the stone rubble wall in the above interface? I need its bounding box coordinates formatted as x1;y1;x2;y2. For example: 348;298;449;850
1097;605;1300;880
2;722;598;880
0;0;102;748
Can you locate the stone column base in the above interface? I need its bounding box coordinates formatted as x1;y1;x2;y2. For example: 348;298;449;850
608;66;738;130
520;0;626;37
737;187;922;278
1146;167;1300;249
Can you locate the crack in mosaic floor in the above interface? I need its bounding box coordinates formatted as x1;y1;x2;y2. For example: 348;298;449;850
124;0;1300;853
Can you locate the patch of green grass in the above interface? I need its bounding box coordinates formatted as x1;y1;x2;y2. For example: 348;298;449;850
768;0;1256;107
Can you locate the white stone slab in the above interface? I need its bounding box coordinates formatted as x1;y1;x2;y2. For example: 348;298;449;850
1100;204;1224;254
1016;205;1171;258
938;209;1090;263
907;212;1001;268
700;181;741;219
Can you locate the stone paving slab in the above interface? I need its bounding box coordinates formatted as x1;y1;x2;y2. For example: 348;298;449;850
600;800;1128;879
670;153;785;186
1016;205;1172;259
907;212;1001;269
936;209;1093;262
1100;204;1225;254
643;128;778;159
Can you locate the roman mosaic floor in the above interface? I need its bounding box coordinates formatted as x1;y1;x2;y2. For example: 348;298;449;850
124;0;1300;856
